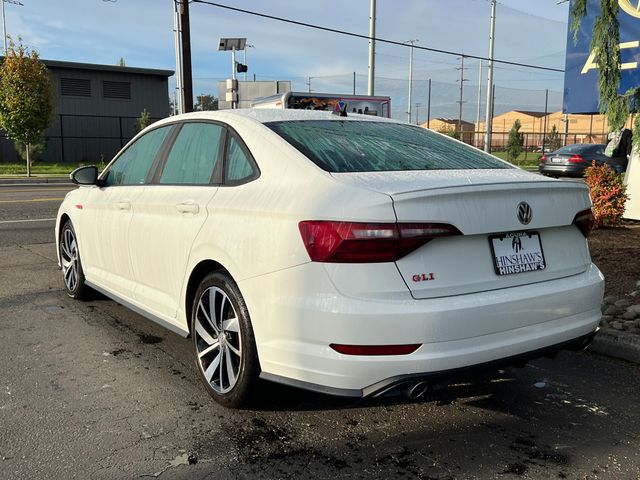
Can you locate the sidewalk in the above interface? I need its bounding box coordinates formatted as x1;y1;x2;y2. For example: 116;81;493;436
0;175;71;186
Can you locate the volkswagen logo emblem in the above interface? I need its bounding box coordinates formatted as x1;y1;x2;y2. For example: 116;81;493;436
517;202;532;225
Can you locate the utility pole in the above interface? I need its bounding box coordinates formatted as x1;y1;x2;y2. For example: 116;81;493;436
456;56;468;133
405;39;418;124
243;48;247;82
475;60;483;147
231;46;237;108
353;71;356;95
484;0;497;153
172;0;183;114
427;78;431;128
367;0;376;96
179;0;193;113
243;44;254;82
415;103;421;125
542;89;549;147
307;76;312;93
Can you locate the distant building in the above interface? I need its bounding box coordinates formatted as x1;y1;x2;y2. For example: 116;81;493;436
475;110;628;149
217;80;291;110
0;59;173;163
420;118;475;144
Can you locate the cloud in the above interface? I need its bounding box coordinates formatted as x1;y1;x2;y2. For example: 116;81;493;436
9;0;569;120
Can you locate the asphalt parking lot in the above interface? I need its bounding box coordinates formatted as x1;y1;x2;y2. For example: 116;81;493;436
2;185;640;479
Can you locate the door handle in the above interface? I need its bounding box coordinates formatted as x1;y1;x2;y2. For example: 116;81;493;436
176;202;200;214
116;201;131;211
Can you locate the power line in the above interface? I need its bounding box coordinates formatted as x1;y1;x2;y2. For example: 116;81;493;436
190;0;565;73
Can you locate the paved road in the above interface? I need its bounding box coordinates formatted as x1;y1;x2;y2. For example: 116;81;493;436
1;241;640;479
0;184;75;245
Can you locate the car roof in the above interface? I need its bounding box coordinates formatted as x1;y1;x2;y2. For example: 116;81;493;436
151;108;402;129
556;143;604;150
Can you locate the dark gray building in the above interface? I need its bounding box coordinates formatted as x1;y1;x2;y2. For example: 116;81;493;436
0;59;173;164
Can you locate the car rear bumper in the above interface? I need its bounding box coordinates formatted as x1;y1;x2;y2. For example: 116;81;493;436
539;164;587;176
240;263;604;396
261;330;598;397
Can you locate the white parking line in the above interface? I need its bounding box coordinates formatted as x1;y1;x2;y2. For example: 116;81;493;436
0;218;56;225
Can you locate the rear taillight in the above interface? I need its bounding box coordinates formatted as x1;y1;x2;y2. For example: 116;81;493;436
539;155;547;163
298;221;461;263
572;209;595;237
568;154;587;163
330;343;421;356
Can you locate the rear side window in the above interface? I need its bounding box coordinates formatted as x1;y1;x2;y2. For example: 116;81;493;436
265;120;511;172
225;135;256;183
160;123;224;184
105;126;172;186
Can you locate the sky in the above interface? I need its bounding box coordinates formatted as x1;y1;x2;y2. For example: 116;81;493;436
5;0;572;121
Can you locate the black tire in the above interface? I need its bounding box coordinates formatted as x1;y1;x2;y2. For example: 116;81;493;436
191;271;260;408
59;220;89;300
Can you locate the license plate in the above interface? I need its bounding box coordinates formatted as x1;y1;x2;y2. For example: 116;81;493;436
489;231;546;276
550;157;562;163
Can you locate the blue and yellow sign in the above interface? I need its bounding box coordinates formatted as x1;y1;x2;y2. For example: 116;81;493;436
564;0;640;113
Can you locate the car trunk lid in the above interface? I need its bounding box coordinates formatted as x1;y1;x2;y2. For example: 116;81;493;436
331;169;592;299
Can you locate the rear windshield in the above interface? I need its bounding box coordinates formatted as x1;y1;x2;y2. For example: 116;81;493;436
265;120;511;172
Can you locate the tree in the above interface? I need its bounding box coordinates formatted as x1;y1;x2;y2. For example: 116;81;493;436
571;0;637;137
134;109;152;133
0;39;54;176
117;57;126;67
506;119;524;163
437;126;460;140
195;94;218;111
547;125;562;151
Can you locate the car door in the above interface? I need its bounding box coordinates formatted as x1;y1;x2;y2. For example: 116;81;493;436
127;121;224;321
80;125;174;300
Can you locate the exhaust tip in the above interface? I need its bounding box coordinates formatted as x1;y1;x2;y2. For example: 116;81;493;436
406;381;429;399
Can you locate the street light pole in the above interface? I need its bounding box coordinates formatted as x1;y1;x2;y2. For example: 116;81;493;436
2;0;25;57
172;0;183;114
405;39;418;124
218;38;246;110
2;0;6;55
484;0;497;152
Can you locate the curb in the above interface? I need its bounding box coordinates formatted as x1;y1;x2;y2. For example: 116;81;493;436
589;330;640;364
0;177;72;186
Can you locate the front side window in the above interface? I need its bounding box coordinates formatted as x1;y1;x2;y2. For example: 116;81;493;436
104;126;172;186
225;135;256;183
160;123;224;185
266;120;512;172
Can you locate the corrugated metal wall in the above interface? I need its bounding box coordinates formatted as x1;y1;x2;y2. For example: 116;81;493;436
1;64;171;164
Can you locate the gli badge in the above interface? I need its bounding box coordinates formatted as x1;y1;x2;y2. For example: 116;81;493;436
412;273;435;282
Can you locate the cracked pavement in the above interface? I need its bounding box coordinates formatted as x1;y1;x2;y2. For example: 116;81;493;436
2;242;640;479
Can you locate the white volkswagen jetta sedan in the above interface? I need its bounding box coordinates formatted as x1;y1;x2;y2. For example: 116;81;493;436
56;109;603;408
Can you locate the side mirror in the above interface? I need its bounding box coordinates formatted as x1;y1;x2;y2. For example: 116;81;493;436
70;166;98;186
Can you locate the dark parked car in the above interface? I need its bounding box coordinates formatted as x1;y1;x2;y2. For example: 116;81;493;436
539;143;607;177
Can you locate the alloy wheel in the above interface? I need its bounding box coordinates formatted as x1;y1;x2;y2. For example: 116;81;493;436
60;227;79;293
194;286;243;394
